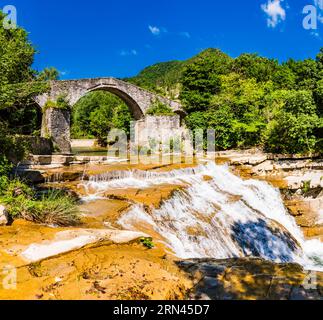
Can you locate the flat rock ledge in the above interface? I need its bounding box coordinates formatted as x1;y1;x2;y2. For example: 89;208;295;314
16;229;149;263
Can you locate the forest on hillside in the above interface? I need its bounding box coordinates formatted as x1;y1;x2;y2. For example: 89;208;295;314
128;48;323;154
72;48;323;154
0;10;322;165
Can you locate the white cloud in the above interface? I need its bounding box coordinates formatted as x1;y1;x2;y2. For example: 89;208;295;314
148;25;161;35
148;25;190;39
314;1;323;25
179;31;191;39
58;70;69;77
314;0;323;10
311;31;320;37
120;49;138;56
261;0;286;28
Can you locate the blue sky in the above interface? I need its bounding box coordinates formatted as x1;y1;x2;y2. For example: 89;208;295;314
3;0;323;79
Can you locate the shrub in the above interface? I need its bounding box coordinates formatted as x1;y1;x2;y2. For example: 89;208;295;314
140;237;155;249
146;100;175;116
0;180;80;226
43;94;70;112
185;107;238;150
264;111;320;154
0;156;12;194
24;190;80;226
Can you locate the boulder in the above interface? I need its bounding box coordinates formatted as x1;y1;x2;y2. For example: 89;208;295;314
0;205;8;226
177;258;323;300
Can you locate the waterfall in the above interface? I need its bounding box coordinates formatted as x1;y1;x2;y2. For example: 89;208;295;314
82;162;323;271
83;167;204;195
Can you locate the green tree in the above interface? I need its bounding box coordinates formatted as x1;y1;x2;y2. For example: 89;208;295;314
180;49;232;112
264;90;321;154
0;12;35;86
286;58;318;90
37;67;60;81
146;100;175;116
71;91;132;144
210;74;268;147
185;106;237;150
264;112;320;154
272;65;296;89
0;10;49;161
232;53;278;82
314;79;323;116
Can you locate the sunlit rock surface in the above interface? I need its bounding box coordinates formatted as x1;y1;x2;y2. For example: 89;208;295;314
178;258;323;300
1;151;322;300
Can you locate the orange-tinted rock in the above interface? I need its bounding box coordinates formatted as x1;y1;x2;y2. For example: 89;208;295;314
178;258;323;300
0;241;191;300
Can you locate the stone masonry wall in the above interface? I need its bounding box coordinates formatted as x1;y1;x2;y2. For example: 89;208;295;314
41;108;71;154
37;78;185;154
134;115;186;148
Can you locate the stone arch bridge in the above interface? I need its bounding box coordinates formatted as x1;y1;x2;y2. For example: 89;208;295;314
36;78;185;153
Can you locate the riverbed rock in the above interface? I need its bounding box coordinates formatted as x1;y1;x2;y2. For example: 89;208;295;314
284;194;323;240
0;205;8;226
15;169;46;183
0;233;192;300
103;184;185;209
19;228;150;263
177;258;323;300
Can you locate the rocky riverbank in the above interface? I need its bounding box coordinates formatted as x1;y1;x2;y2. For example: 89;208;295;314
0;220;191;300
1;220;322;300
0;150;322;300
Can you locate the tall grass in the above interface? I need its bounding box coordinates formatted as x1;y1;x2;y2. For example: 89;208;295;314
23;190;81;226
0;178;81;227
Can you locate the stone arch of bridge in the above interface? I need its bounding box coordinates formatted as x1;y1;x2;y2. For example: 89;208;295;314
76;84;144;121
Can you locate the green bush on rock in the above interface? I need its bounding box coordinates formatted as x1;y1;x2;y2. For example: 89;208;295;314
0;177;80;226
140;237;155;249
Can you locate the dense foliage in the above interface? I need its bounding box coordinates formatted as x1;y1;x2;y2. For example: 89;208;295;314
0;6;322;158
129;48;322;154
126;61;184;98
0;11;50;160
0;10;80;226
184;49;322;154
71;91;132;145
37;67;60;81
146;100;175;116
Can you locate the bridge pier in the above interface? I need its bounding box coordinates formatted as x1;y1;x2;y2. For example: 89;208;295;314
41;108;72;154
133;115;185;148
41;111;188;156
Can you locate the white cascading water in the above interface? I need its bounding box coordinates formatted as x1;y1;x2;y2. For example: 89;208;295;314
81;162;323;271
